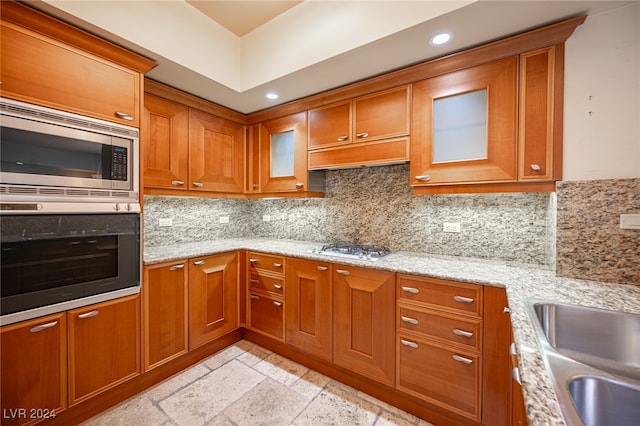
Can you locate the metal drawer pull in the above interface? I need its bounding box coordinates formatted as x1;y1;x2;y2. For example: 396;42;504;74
512;367;522;384
415;175;431;181
317;266;328;271
510;342;517;356
295;183;304;189
171;180;185;186
273;301;283;307
337;135;348;141
193;260;205;266
401;339;419;349
401;286;419;294
336;269;350;276
356;132;369;138
453;354;473;365
249;258;259;264
169;264;185;271
273;284;282;289
530;164;541;171
250;279;260;284
78;310;99;319
30;321;58;333
453;295;474;303
250;295;260;300
453;329;473;338
273;263;283;268
401;316;419;325
115;111;133;121
193;182;204;187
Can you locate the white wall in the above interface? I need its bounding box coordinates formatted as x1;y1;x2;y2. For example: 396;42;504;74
563;2;640;180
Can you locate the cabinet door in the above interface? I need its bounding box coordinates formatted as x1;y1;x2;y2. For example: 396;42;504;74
142;94;189;190
411;57;518;185
188;252;239;350
333;265;395;386
189;109;245;193
308;100;352;149
519;46;562;182
1;313;67;425
248;292;284;340
354;85;410;142
143;262;188;371
1;22;141;126
259;112;308;192
68;295;140;406
285;258;332;361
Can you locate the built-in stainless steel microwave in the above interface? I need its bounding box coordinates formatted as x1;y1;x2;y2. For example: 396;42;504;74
0;98;139;203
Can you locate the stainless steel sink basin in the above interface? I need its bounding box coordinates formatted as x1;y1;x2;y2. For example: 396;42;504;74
524;299;640;426
532;301;640;380
569;376;640;426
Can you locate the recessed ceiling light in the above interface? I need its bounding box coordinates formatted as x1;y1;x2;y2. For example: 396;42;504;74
265;92;279;100
430;32;452;46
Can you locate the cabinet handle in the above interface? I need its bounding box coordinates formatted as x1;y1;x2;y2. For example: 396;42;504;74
504;307;512;314
453;329;474;338
510;342;517;356
30;321;58;333
249;258;259;264
337;135;349;141
251;295;260;300
415;175;431;181
273;301;283;307
452;354;473;365
250;279;259;284
401;339;419;349
401;316;419;325
401;286;419;294
273;262;283;268
78;310;99;319
252;183;258;189
356;132;369;138
115;111;133;121
317;266;328;271
530;164;541;171
512;367;522;385
171;180;185;186
453;295;474;303
193;260;205;266
295;183;304;189
336;269;350;276
169;264;185;271
192;182;204;188
273;284;282;289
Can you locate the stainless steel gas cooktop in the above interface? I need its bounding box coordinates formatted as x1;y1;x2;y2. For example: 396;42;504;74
309;242;391;261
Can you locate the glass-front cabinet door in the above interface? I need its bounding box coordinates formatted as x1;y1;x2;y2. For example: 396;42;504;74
410;57;518;186
258;112;308;193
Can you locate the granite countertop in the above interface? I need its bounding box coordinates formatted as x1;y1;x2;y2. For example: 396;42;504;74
144;238;640;426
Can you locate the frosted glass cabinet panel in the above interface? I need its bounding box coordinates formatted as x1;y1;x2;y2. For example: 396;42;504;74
270;130;295;177
410;57;518;186
432;89;487;164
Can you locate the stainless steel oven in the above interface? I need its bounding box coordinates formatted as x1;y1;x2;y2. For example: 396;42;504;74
0;207;141;325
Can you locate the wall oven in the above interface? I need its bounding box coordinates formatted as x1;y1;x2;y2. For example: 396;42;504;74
0;99;142;326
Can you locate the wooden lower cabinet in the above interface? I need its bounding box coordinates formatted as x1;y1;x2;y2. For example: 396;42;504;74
1;313;67;426
67;295;141;406
248;292;284;340
143;261;189;371
285;258;332;361
333;265;395;386
188;252;240;350
397;334;481;420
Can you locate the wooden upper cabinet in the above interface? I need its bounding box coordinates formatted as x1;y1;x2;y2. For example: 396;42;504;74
1;313;67;425
0;3;155;126
308;100;352;149
142;94;189;190
519;46;563;182
411;57;518;186
189;109;245;193
257;112;309;193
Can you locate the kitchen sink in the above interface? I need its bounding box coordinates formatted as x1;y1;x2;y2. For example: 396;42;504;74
532;301;640;380
569;375;640;426
524;299;640;426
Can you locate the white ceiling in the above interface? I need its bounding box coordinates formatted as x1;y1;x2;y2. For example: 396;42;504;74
28;1;637;114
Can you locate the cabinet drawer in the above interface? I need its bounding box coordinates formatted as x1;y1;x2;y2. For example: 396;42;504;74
397;275;482;317
248;293;284;340
398;305;481;351
250;273;284;296
248;252;285;274
397;334;480;420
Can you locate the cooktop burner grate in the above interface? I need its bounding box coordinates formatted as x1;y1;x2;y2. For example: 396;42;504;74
310;242;391;261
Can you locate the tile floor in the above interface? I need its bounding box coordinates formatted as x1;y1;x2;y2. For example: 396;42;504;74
83;340;436;426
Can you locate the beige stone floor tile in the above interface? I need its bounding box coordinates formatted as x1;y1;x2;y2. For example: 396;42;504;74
82;394;168;426
289;369;332;399
293;385;381;426
159;360;265;426
146;363;211;403
235;340;273;366
223;378;310;426
253;353;310;387
202;343;247;370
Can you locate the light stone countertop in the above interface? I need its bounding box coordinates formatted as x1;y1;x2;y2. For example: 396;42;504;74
144;238;640;426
